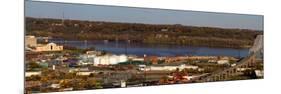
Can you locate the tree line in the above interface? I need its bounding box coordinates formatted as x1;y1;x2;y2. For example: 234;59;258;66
25;17;263;48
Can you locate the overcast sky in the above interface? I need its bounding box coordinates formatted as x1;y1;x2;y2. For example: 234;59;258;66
25;1;263;30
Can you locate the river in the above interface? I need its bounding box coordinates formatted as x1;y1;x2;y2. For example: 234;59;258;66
49;39;249;57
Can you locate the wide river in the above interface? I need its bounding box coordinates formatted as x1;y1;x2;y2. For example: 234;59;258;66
49;39;249;57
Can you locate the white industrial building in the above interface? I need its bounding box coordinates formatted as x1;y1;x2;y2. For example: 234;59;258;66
94;54;128;66
79;54;128;66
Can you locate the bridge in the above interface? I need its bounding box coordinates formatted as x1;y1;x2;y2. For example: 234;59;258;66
190;35;263;82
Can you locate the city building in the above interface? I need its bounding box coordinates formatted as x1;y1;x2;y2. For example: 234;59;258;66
25;35;37;47
25;35;63;52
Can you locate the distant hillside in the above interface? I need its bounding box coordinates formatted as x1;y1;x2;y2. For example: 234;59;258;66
25;17;263;48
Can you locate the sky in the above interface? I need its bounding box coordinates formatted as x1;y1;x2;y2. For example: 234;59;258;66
25;1;263;30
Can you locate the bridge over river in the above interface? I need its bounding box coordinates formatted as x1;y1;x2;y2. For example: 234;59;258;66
189;35;263;82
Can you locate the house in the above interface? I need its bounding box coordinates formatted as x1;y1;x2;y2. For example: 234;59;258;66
50;84;60;88
34;43;63;52
76;71;96;76
217;59;229;64
25;71;41;77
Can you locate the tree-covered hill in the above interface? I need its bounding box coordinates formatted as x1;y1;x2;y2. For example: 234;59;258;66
25;17;263;48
